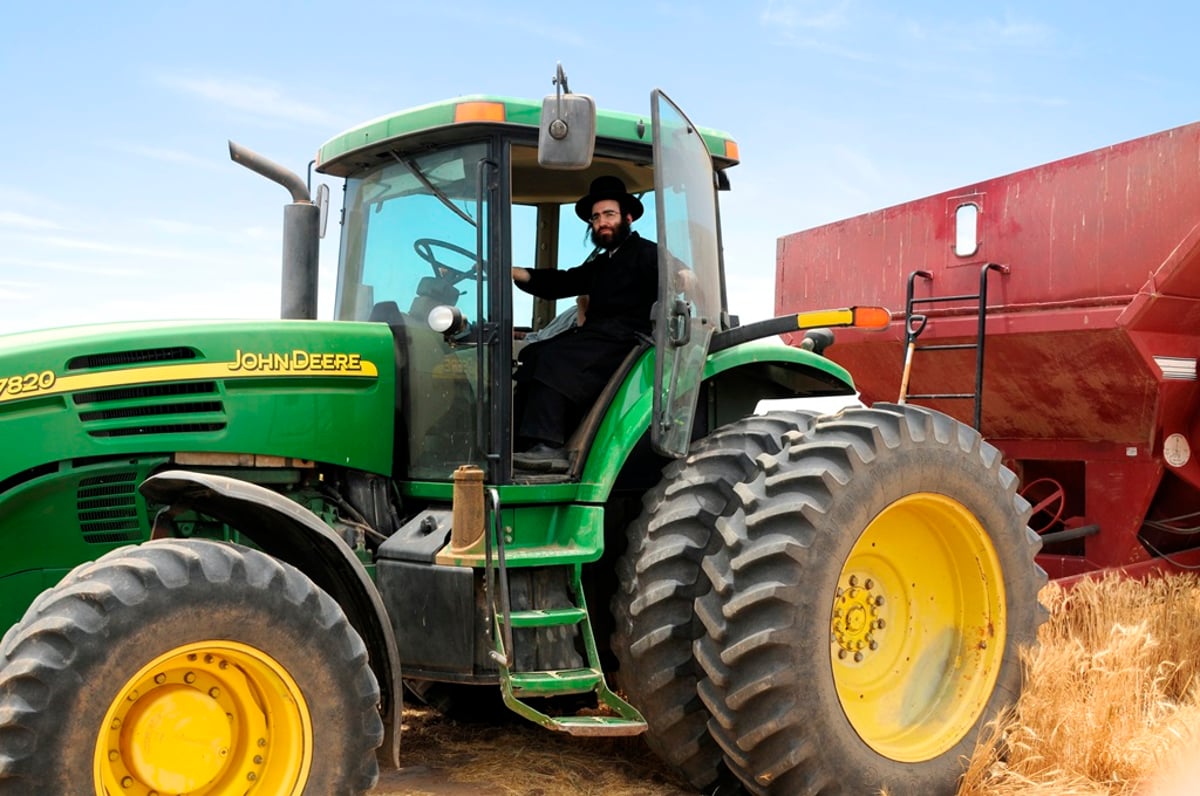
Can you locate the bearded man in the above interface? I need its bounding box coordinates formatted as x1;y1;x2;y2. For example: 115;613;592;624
511;176;658;471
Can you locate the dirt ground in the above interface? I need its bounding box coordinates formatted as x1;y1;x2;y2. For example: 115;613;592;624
369;706;692;796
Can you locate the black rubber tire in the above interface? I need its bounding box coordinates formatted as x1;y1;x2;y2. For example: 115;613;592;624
0;539;383;795
611;411;819;791
695;403;1047;796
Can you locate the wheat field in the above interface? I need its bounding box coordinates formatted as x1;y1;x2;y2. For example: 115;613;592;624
959;573;1200;795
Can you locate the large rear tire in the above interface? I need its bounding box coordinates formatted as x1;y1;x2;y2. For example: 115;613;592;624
696;404;1046;795
0;539;382;795
612;411;817;791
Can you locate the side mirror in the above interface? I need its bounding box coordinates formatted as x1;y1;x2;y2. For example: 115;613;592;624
315;183;330;239
538;64;595;170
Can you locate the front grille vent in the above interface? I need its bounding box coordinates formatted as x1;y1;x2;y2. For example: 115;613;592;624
77;471;143;544
74;383;226;438
74;381;217;406
68;346;198;370
78;401;223;423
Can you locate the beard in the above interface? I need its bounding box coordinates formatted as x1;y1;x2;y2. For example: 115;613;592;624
591;217;631;250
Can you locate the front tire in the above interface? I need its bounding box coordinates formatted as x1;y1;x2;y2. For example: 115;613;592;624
0;539;382;795
696;404;1046;795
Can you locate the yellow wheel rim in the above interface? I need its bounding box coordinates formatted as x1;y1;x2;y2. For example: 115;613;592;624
831;493;1006;762
94;640;312;795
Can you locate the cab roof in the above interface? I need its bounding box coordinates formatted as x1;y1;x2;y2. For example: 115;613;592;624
315;94;739;179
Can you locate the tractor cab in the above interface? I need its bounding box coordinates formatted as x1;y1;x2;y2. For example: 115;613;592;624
317;85;737;484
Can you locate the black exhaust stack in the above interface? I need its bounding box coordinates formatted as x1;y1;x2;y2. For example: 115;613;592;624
229;141;319;320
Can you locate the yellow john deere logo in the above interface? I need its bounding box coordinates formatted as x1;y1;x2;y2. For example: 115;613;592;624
0;349;379;404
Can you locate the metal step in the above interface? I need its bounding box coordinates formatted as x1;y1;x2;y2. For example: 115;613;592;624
507;606;587;628
549;715;648;737
509;667;601;697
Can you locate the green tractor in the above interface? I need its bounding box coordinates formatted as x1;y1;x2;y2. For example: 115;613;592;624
0;70;1045;795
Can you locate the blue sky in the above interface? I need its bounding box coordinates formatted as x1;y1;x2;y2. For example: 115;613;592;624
0;2;1194;334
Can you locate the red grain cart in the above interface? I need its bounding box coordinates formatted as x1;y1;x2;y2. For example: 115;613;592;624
776;121;1200;580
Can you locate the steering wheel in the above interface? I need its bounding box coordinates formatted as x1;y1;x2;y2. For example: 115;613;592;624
413;238;478;285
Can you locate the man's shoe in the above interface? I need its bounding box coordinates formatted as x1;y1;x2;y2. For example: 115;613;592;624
513;443;570;473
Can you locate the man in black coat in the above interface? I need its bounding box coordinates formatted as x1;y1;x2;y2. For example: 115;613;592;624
511;176;658;471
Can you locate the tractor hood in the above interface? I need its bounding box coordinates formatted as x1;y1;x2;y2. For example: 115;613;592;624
0;319;398;481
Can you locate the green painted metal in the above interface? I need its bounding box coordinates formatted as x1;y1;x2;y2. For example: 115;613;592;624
507;607;587;628
0;319;397;629
316;95;737;176
574;340;857;502
492;563;646;736
0;456;167;630
510;668;602;696
0;319;397;482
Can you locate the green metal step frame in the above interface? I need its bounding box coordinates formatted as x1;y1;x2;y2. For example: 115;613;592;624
482;488;645;737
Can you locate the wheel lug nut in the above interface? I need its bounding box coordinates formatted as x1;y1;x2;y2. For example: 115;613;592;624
864;579;874;589
854;652;864;662
876;619;887;629
154;674;166;685
838;649;848;659
184;672;196;684
121;776;133;788
869;640;878;650
849;575;858;587
209;687;221;699
875;596;885;606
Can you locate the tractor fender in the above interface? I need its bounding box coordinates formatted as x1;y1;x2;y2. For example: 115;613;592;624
138;469;402;769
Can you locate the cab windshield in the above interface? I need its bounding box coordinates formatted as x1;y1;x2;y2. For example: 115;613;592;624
334;141;491;480
335;142;487;324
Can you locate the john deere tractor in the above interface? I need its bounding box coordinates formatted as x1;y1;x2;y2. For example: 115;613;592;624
0;70;1044;795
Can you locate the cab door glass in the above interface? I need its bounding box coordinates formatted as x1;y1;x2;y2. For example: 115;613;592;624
651;91;720;458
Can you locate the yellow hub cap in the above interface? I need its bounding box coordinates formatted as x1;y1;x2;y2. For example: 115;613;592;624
832;493;1006;762
94;640;312;795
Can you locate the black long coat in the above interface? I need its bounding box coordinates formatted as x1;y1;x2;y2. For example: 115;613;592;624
516;232;658;404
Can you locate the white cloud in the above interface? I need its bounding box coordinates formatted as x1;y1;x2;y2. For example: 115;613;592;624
0;254;144;277
761;0;853;30
159;75;338;127
106;143;225;172
0;211;60;230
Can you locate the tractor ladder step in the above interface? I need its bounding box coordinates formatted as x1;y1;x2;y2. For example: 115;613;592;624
507;607;587;628
481;491;645;738
510;667;602;696
504;667;647;736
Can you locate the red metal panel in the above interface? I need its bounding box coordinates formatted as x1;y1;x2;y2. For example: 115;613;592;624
778;121;1200;317
776;121;1200;579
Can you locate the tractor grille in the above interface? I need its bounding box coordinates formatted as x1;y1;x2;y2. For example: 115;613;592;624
71;350;227;438
77;471;143;544
68;346;197;370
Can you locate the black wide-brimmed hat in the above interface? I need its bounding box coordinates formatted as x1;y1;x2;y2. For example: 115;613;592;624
574;176;644;222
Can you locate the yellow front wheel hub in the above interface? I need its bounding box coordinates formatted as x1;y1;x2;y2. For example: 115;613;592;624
94;640;312;795
832;493;1006;762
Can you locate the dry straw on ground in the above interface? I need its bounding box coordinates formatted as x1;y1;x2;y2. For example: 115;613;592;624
959;572;1200;795
392;706;690;795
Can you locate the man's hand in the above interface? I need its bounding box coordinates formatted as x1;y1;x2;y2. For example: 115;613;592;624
512;267;530;284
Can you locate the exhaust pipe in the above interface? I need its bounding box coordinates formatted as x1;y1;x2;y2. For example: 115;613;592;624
229;141;319;321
